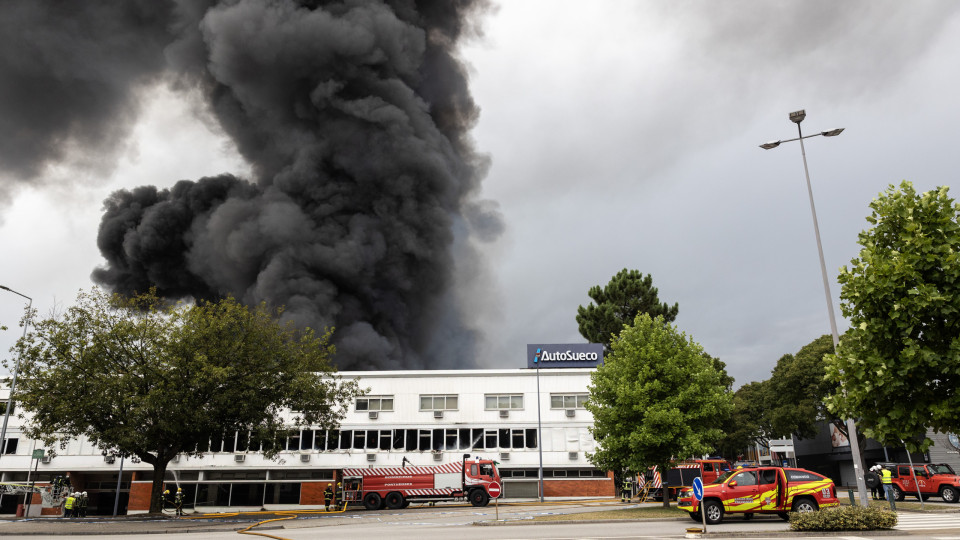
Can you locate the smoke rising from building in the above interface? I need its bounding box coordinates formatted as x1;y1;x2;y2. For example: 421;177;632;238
1;0;501;370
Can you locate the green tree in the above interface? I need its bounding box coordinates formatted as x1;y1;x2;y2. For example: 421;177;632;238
767;335;841;440
6;288;360;513
715;381;771;460
826;182;960;451
577;269;679;352
586;314;733;507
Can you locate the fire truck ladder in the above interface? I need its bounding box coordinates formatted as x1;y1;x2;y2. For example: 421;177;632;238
636;480;652;503
0;482;68;506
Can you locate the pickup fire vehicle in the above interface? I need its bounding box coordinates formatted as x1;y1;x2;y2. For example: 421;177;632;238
867;463;960;503
678;466;838;524
340;454;502;510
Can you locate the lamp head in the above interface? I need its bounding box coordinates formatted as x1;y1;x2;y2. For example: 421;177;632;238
821;128;845;137
759;141;781;150
789;110;806;124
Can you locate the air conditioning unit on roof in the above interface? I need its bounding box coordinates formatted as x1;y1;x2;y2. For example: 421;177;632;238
499;452;510;461
565;409;576;418
368;411;379;420
433;410;444;419
235;454;245;462
499;410;509;418
433;452;443;461
300;454;311;463
41;456;51;464
367;453;376;462
568;452;578;461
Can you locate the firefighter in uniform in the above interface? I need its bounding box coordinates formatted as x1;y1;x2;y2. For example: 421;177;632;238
621;475;633;503
880;466;896;511
77;491;88;517
324;483;334;511
175;487;184;516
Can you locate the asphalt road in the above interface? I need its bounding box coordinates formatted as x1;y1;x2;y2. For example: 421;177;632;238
1;500;959;539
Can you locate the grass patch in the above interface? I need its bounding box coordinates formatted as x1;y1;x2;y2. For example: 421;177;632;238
532;506;688;521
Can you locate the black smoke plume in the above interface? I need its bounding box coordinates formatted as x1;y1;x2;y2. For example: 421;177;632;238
2;0;501;370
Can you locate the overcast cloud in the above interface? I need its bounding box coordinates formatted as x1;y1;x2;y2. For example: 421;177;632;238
2;1;960;386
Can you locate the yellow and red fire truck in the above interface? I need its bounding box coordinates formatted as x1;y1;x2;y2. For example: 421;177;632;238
678;466;838;524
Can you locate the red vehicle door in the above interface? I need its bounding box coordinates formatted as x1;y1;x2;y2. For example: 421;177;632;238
722;470;761;513
757;468;782;511
898;465;914;491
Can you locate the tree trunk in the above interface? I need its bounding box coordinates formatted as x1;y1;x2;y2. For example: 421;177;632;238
661;476;670;508
149;460;169;514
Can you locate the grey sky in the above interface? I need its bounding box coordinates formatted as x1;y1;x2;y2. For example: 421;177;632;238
2;1;960;386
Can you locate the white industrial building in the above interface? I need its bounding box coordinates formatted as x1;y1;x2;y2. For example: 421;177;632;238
0;367;613;514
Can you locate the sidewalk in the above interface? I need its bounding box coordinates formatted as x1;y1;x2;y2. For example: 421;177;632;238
0;515;272;536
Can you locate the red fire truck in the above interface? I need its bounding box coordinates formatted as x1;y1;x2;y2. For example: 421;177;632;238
340;454;502;510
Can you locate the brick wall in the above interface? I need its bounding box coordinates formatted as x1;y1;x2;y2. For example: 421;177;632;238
543;478;615;497
128;482;153;511
301;481;337;505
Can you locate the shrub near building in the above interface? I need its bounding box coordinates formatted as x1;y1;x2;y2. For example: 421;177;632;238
790;506;897;531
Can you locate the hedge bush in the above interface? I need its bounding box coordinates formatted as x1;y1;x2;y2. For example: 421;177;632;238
789;506;898;531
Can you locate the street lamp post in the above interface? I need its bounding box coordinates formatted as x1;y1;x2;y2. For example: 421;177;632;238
760;110;870;506
0;285;32;462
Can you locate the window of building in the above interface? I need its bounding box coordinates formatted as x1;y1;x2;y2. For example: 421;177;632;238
356;396;394;412
0;400;14;415
550;393;588;409
419;394;458;411
484;394;523;410
2;437;17;454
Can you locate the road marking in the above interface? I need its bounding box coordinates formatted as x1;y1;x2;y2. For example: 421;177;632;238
895;512;960;530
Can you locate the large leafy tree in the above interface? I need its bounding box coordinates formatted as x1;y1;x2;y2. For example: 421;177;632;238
826;182;960;451
586;314;733;507
766;335;845;440
715;381;771;460
577;269;678;351
6;288;360;513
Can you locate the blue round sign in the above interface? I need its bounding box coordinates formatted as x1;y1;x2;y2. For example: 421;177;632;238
692;477;704;501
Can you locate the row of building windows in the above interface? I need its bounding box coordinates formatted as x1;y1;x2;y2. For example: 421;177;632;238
355;393;588;412
191;427;541;454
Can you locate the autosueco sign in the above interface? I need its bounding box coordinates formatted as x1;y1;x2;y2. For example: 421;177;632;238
526;343;604;369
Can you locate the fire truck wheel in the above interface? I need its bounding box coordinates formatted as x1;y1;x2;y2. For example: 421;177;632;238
777;512;790;521
791;497;818;513
385;492;405;509
892;486;905;501
940;486;958;503
469;489;490;507
703;500;723;525
363;492;383;511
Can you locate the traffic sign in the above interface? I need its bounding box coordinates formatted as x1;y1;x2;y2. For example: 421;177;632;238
488;482;502;498
692;477;704;501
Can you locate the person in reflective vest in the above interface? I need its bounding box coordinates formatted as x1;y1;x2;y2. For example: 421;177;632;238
881;467;896;511
324;483;335;511
77;491;88;517
63;493;76;518
175;487;184;516
621;476;633;503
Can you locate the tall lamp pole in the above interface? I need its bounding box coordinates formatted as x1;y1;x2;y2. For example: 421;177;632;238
0;285;32;462
759;110;869;506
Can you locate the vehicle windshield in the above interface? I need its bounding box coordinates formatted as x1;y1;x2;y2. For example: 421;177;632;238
714;470;738;484
929;464;956;475
480;462;499;478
